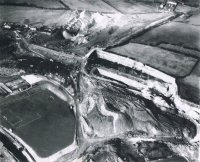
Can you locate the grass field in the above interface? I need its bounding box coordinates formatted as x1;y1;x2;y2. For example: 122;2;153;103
0;6;71;27
0;0;65;9
107;43;197;77
132;21;200;51
0;86;76;158
61;0;118;13
102;0;159;14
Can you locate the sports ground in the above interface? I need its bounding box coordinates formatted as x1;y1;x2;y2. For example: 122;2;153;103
0;83;76;158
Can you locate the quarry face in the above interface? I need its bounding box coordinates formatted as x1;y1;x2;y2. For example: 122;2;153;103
0;1;200;162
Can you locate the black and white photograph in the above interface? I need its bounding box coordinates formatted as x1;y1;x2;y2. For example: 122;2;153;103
0;0;199;162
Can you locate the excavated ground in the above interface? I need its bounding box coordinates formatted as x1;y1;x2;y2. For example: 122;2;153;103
0;1;199;162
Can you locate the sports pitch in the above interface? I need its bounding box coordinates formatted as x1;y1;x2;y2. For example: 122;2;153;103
0;85;76;158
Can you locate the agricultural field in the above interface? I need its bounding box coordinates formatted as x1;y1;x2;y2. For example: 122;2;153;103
0;0;65;9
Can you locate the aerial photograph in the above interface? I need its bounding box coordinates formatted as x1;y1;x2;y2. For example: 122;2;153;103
0;0;199;162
